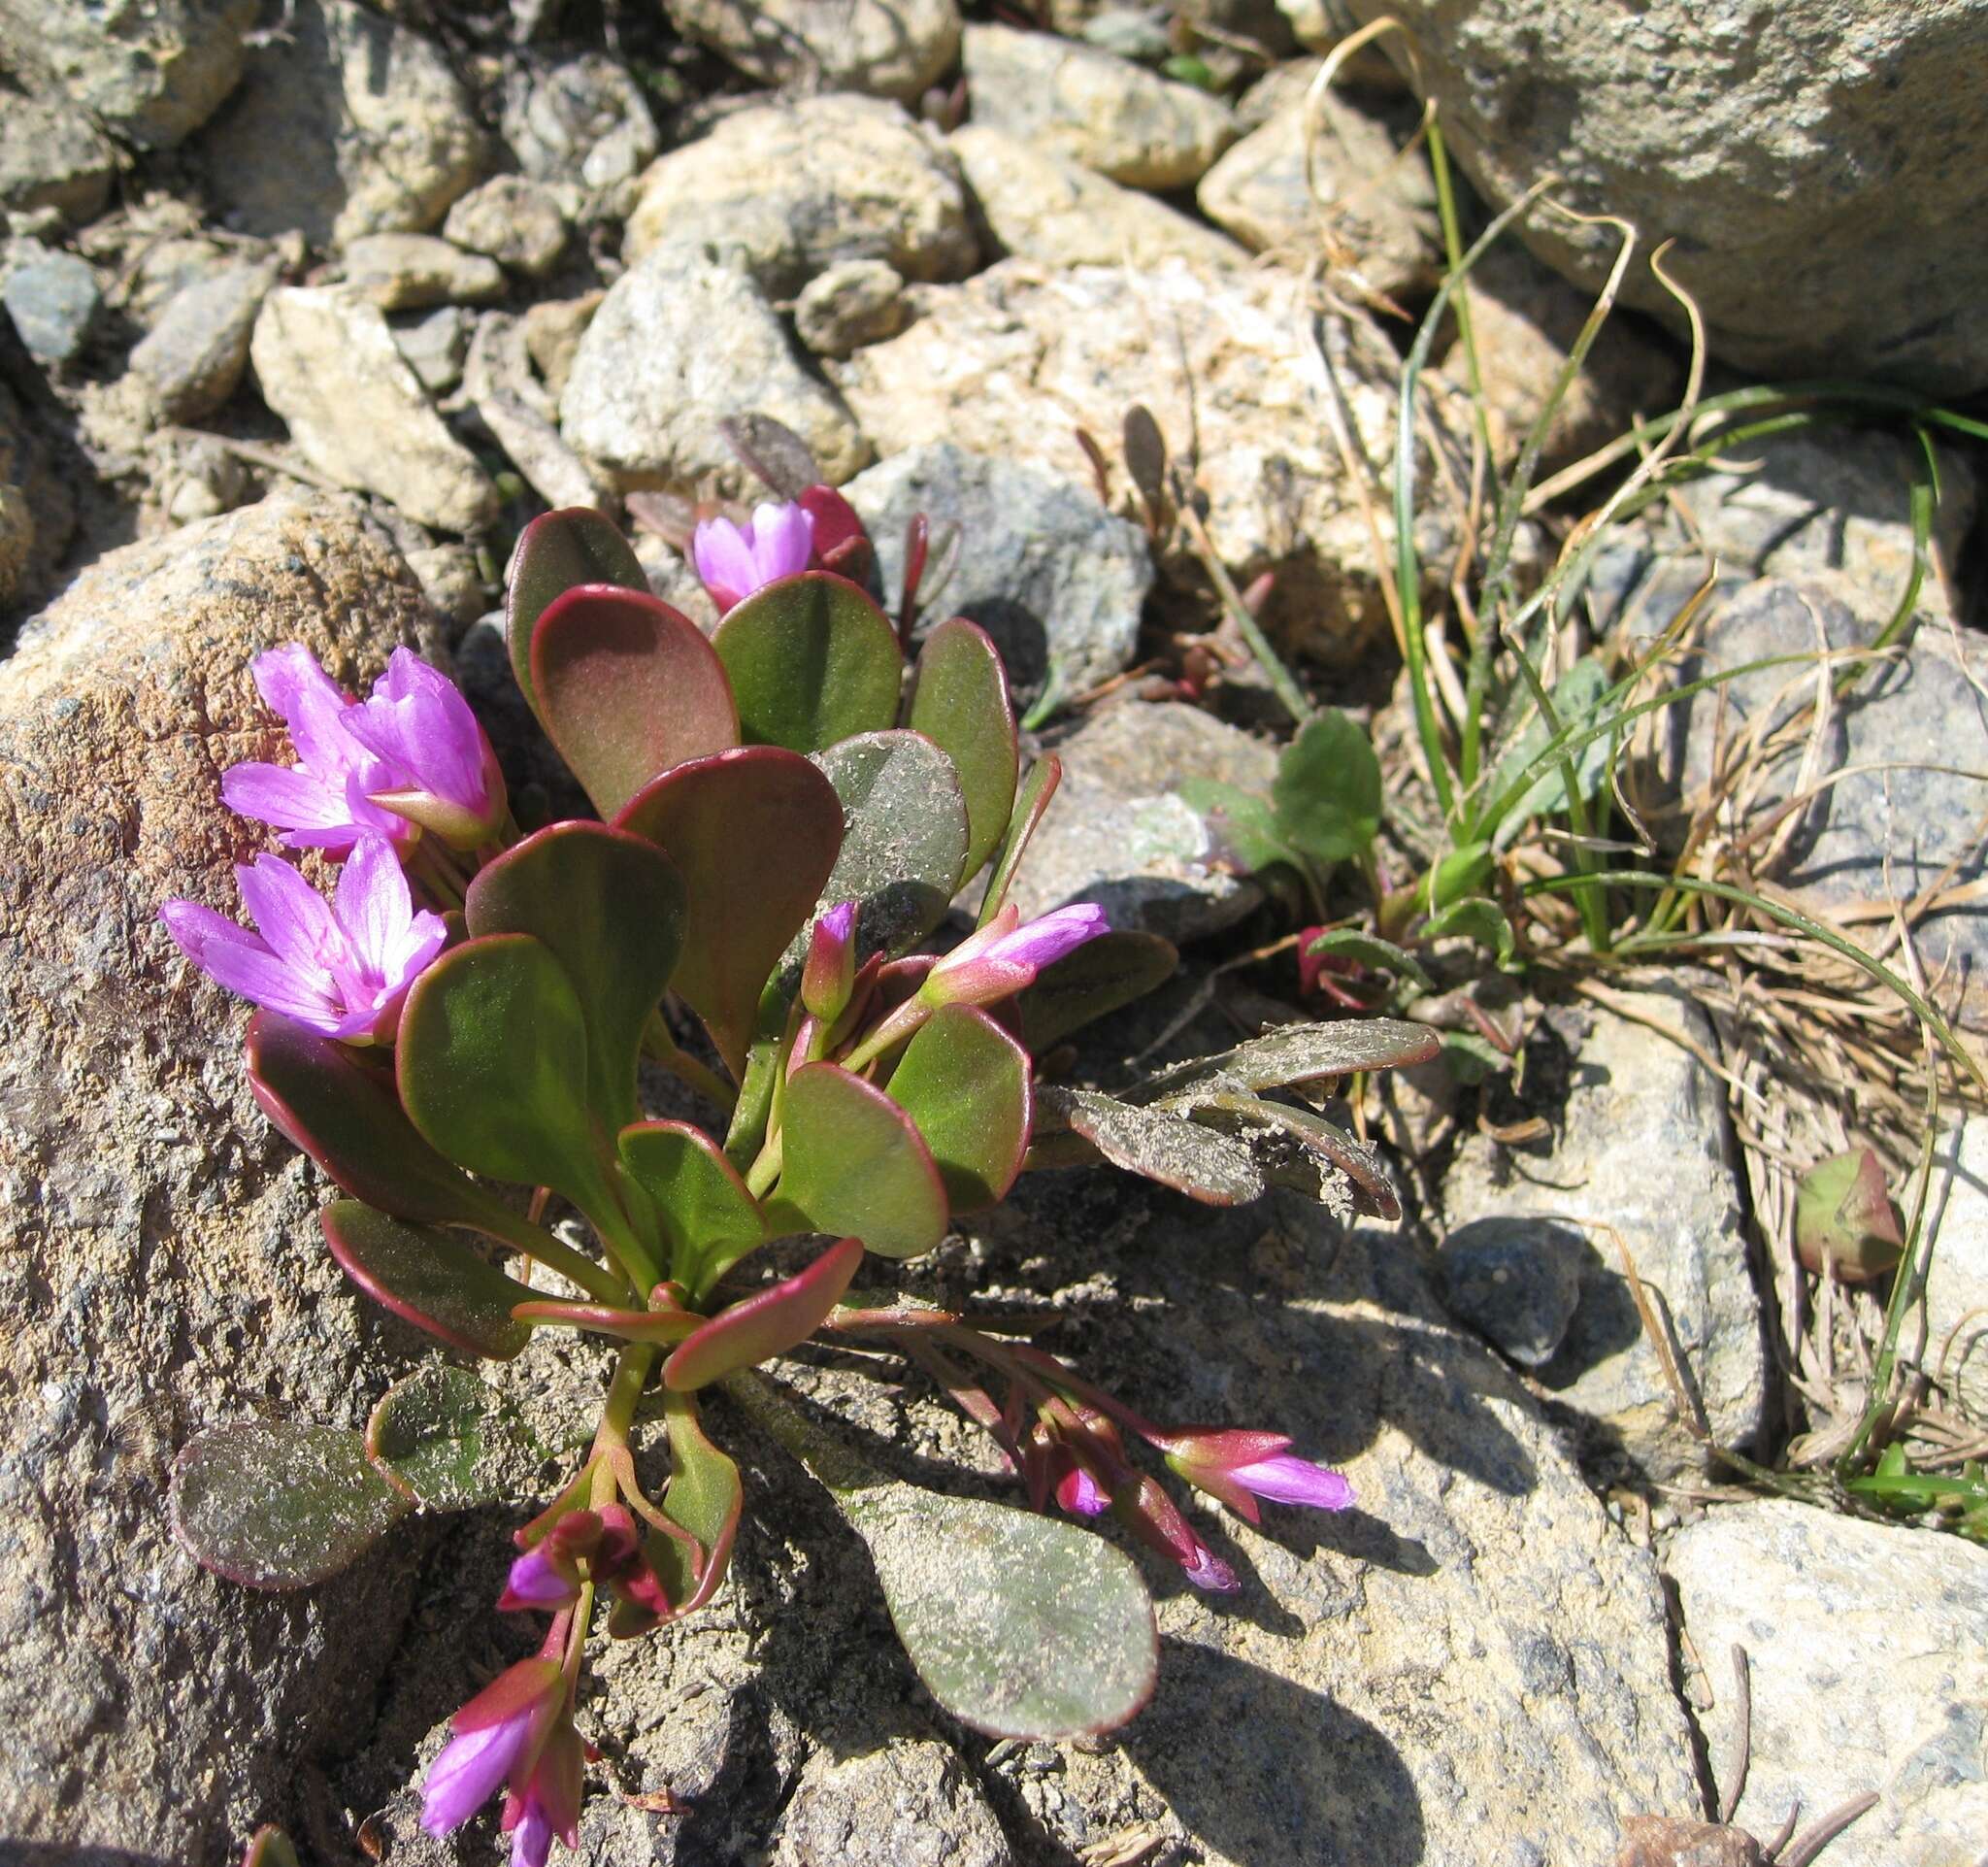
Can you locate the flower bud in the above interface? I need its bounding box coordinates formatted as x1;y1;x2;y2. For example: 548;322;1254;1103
802;901;858;1024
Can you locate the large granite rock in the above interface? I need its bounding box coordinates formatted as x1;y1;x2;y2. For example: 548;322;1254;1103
1348;0;1988;394
0;491;447;1858
664;0;961;102
197;0;486;248
1924;1117;1988;1423
1442;989;1767;1481
1668;1500;1988;1867
832;258;1467;663
0;89;116;222
0;0;254;149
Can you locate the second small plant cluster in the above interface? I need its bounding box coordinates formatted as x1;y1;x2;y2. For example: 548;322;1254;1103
161;482;1437;1863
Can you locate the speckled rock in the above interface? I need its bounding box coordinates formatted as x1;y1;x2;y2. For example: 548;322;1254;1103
198;0;486;248
2;249;100;364
1008;700;1276;942
251;286;500;533
443;176;569;278
339;231;506;311
560;246;871;495
1926;1117;1988;1423
0;90;116;222
625;96;978;299
0;0;254;149
794;259;910;358
390;304;473;396
1442;989;1766;1480
844;442;1151;702
1437;1215;1586;1369
950;123;1246;272
129;258;279;421
501;52;658;200
1668;1500;1988;1867
0;491;447;1858
772;1740;1012;1866
665;0;962;102
962;23;1237;189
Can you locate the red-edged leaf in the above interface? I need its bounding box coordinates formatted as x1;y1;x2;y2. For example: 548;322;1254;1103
653;1386;741;1614
512;1297;703;1344
884;1005;1032;1212
663;1236;864;1390
320;1199;537;1359
613;747;844;1074
765;1063;950;1258
977;753;1062;927
618;1120;767;1298
712;571;902;754
907;617;1018;881
506;508;647;716
801;483;871;579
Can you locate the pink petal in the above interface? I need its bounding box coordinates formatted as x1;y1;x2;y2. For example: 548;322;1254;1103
422;1717;534;1836
691;517;758;612
236;856;340;973
747;500;815;583
333;835;414;979
221;761;353;835
1231;1455;1354;1512
160;900;345;1029
251;645;359;771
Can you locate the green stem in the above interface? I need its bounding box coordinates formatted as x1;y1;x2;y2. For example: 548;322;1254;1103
1177;503;1311;729
477;1204;630;1306
745;1131;784;1200
592;1341;658;1463
642;1010;737;1112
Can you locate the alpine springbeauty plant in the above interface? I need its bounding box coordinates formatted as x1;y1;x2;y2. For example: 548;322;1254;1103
165;483;1440;1860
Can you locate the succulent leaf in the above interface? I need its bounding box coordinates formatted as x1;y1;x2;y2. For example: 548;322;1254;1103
884;1005;1032;1212
366;1362;539;1510
712;572;902;754
765;1063;949;1258
320;1199;537;1360
506;509;648;716
907;617;1018;881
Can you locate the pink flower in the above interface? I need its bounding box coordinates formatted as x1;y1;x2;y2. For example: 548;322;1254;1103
922;903;1110;1009
341;647;507;850
1158;1428;1354;1525
159;836;447;1044
504;1719;582;1867
691;501;815;613
421;1656;564;1839
221;645;411;854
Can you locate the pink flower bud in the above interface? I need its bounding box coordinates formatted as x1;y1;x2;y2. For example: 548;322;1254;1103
802;901;858;1023
421;1655;565;1839
921;903;1110;1010
1160;1427;1354;1523
691;501;815;613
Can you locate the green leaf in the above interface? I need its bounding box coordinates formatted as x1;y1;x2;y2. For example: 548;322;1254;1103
511;1296;701;1345
1302;929;1436;993
1424;841;1494;911
171;1421;407;1589
1438;1030;1506;1085
1483;655;1613;845
246;1011;524;1238
619;1120;767;1299
1136;1019;1441;1100
664;1236;865;1390
396;934;619;1221
712;571;903;754
1037;1085;1265;1206
1179;778;1305;878
766;1063;949;1258
506;506;647;717
365;1362;538;1510
531;584;739;817
1016;930;1178;1050
977;753;1061;928
1272;710;1381;867
803;731;970;970
615;748;845;1075
652;1386;742;1613
1795;1147;1904;1282
723;1372;1157;1741
466;823;686;1131
243;1826;301;1867
907;617;1019;881
1421;895;1516;965
885;1005;1032;1212
319;1199;537;1360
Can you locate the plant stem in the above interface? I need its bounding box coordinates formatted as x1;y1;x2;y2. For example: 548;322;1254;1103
1176;503;1312;728
745;1131;784;1199
479;1204;630;1306
642;1010;737;1112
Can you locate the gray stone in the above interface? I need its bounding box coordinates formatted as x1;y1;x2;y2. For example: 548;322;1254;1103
1437;1216;1586;1369
626;96;978;299
962;22;1238;189
844;442;1151;701
128;259;277;421
501;52;659;198
772;1740;1011;1867
199;0;486;248
0;89;116;223
465;310;610;512
0;491;446;1858
1921;1117;1988;1424
3;250;99;363
1197;83;1439;298
251;286;500;533
1668;1500;1988;1867
794;258;909;358
1671;577;1988;1030
950;123;1247;273
521;290;601;400
0;0;254;149
442;176;568;278
1348;0;1988;395
339;231;507;311
665;0;962;103
560;247;871;496
1008;700;1274;941
152;429;253;525
832;258;1469;663
390;304;473;395
1443;989;1766;1480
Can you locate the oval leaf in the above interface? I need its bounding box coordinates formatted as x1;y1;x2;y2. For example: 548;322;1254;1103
847;1485;1159;1739
885;1006;1032;1212
1137;1019;1441;1100
171;1421;407;1589
663;1236;865;1390
800;731;970;971
977;753;1062;928
396;934;613;1217
1039;1085;1265;1206
366;1363;537;1510
531;583;740;817
1155;1091;1402;1220
246;1011;520;1235
614;748;845;1075
907;617;1018;881
507;510;648;715
1016;931;1178;1050
712;571;902;754
1272;709;1381;866
243;1826;302;1867
767;1063;949;1258
619;1120;767;1298
466;823;687;1131
321;1199;537;1360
